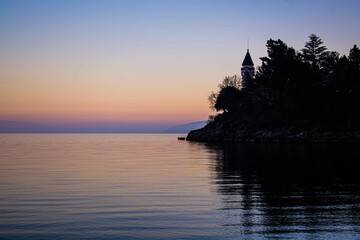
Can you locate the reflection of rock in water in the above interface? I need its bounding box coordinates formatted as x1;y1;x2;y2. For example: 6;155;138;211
204;142;360;237
209;142;360;183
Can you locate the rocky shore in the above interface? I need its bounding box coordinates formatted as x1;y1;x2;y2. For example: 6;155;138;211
187;115;360;143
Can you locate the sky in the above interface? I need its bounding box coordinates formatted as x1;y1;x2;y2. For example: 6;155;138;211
0;0;359;131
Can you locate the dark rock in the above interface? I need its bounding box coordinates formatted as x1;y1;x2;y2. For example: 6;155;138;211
187;114;360;143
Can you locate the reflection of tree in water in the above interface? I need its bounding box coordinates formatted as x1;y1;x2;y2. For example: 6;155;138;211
205;142;360;238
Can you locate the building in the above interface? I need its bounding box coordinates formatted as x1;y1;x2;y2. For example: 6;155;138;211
241;49;255;89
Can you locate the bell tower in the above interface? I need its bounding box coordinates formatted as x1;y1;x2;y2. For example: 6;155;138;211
241;49;255;88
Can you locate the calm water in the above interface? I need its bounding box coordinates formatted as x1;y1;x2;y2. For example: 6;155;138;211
1;134;360;240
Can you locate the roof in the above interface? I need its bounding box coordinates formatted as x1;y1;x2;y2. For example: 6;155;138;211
242;50;254;66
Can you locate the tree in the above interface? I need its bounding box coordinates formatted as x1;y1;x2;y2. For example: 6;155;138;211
320;51;340;86
349;45;360;70
349;45;360;88
206;35;360;129
208;75;242;111
214;86;242;112
208;91;218;111
334;56;351;92
256;39;300;87
218;75;242;89
301;34;328;70
348;45;360;123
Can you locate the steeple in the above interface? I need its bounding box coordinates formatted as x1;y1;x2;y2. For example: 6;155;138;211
241;49;255;88
242;49;254;66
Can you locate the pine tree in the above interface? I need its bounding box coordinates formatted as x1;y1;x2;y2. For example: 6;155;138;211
301;34;328;70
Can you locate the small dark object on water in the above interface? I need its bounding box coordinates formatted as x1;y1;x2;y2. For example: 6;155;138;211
178;137;186;140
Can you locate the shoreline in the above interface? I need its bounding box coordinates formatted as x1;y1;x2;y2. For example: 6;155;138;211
187;126;360;143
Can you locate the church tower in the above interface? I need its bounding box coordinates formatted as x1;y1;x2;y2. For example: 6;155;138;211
241;49;255;88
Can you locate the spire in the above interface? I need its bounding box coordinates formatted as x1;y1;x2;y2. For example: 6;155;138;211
242;50;254;66
241;48;255;85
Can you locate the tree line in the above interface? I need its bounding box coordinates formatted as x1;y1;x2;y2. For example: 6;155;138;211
209;34;360;129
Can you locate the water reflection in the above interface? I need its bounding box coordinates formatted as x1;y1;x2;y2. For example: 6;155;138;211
1;135;360;239
204;142;360;239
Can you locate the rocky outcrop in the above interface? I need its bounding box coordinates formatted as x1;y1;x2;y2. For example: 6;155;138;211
186;114;360;143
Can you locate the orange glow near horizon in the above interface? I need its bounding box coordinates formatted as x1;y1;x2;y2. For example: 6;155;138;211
0;75;214;124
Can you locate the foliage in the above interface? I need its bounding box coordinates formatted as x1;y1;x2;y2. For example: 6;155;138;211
218;75;242;89
208;34;360;128
208;91;218;111
208;75;242;112
214;86;242;112
256;39;301;87
301;34;328;70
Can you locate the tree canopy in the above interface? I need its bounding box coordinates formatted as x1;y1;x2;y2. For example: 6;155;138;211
209;34;360;128
208;75;242;112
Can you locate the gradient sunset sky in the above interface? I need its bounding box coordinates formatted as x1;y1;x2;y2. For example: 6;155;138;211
1;0;359;130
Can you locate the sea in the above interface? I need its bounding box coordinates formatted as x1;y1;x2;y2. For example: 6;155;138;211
0;134;360;240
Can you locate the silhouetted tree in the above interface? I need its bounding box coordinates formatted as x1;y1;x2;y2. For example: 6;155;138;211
214;86;242;112
349;45;360;89
256;39;300;88
208;91;218;111
218;75;242;89
321;51;340;86
206;34;360;130
349;45;360;67
208;75;242;111
335;56;351;93
301;34;328;70
347;45;360;126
